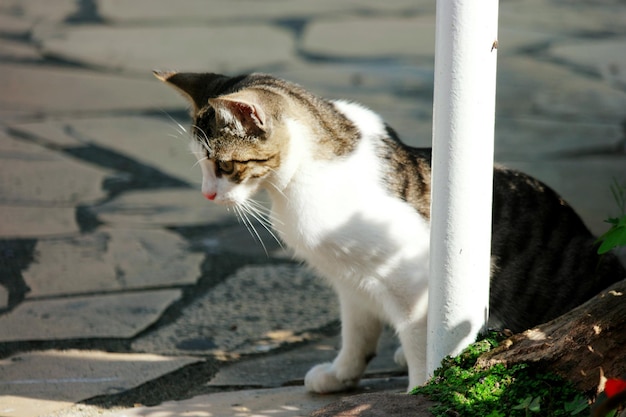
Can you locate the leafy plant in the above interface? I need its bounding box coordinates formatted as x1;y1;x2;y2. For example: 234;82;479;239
513;396;542;415
411;333;590;416
597;180;626;255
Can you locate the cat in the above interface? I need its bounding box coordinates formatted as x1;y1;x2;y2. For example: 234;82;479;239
154;70;626;393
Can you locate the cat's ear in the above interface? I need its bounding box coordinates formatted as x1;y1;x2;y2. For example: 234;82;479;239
209;91;269;136
153;70;231;111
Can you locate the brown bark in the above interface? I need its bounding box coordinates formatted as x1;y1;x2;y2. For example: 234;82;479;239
476;280;626;394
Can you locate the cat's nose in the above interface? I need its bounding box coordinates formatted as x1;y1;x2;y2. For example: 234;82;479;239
203;192;217;201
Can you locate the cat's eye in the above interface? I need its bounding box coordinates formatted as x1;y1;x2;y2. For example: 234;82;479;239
217;160;235;174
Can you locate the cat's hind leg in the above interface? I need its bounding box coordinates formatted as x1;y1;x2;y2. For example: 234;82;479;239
305;289;382;393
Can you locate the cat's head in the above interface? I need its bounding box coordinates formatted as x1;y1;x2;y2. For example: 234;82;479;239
154;71;292;206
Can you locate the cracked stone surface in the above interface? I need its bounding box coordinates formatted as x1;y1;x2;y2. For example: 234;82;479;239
0;289;182;342
0;350;199;417
0;1;625;416
23;228;203;297
133;264;338;356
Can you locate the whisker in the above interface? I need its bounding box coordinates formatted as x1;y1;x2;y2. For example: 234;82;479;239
246;199;284;226
235;204;269;255
159;109;189;139
191;156;208;170
241;201;284;250
192;124;212;153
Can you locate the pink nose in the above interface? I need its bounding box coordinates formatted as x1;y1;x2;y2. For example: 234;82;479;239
203;192;217;201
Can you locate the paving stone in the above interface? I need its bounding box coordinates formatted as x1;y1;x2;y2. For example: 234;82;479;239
35;24;295;74
132;264;338;356
311;392;436;417
0;63;181;115
548;38;626;87
495;117;622;161
205;220;290;258
0;132;110;205
497;27;563;55
103;379;408;417
302;16;435;59
504;157;626;236
497;56;626;123
0;289;181;342
98;0;426;23
23;227;203;297
8;116;208;186
7;121;85;147
91;188;230;227
207;328;402;388
0;0;76;24
0;350;199;417
0;38;43;63
0;13;33;38
499;0;626;35
18;116;203;186
0;205;78;238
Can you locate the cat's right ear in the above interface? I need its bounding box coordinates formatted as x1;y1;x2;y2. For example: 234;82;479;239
153;70;230;112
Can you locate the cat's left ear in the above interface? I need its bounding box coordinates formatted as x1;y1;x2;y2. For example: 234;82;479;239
209;91;269;137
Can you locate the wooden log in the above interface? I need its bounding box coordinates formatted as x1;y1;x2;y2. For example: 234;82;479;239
476;280;626;395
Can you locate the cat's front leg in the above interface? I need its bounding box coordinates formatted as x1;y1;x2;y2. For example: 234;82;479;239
305;289;382;393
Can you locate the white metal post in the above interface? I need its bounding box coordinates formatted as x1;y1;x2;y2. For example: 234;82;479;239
426;0;499;377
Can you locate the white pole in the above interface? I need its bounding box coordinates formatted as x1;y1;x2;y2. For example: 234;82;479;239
426;0;499;377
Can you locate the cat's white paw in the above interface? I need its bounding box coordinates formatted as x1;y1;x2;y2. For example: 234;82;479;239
304;363;360;393
393;346;407;368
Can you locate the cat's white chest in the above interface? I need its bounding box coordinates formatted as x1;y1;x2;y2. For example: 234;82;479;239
268;138;430;286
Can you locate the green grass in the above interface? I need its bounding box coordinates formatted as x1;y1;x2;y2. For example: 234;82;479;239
411;333;590;417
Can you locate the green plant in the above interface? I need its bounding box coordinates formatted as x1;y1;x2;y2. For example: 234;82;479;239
597;179;626;255
411;334;590;416
512;396;541;416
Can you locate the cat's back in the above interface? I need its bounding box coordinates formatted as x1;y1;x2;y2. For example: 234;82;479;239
488;166;625;331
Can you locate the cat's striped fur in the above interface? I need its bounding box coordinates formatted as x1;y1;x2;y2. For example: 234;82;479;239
156;71;625;393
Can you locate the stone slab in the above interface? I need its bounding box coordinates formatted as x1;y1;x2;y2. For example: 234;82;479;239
499;0;626;35
7;122;86;147
0;0;76;25
10;116;203;186
0;13;33;37
23;227;203;297
0;63;181;115
495;117;622;161
0;132;109;205
104;379;408;417
0;350;199;417
504;157;626;236
0;39;42;63
98;0;425;22
133;264;338;356
35;24;295;74
0;205;78;238
302;16;435;59
0;289;181;342
497;56;626;123
208;328;402;388
91;188;231;227
548;38;626;87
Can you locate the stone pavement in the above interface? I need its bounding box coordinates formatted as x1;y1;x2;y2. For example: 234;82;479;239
0;0;625;416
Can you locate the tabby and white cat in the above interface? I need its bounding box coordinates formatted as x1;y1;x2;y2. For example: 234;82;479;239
155;71;625;393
